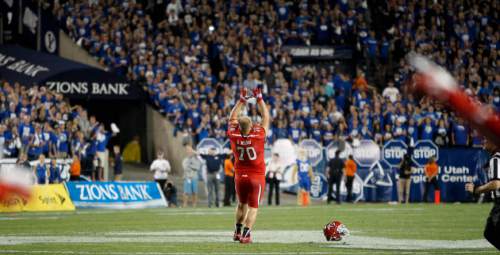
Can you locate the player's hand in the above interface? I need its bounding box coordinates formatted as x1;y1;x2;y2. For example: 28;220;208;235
465;183;474;193
253;87;263;102
239;87;248;103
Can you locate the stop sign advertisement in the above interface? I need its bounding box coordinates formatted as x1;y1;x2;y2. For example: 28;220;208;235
310;172;328;200
411;140;439;167
382;140;408;167
326;140;353;160
299;139;323;166
353;140;380;167
196;138;223;154
330;174;364;202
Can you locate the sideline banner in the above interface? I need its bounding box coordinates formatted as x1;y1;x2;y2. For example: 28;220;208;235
361;160;396;202
409;148;489;202
0;184;75;212
305;139;489;202
207;137;490;203
65;182;167;209
310;172;328;200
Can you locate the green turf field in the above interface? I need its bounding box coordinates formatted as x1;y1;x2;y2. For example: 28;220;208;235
0;203;497;254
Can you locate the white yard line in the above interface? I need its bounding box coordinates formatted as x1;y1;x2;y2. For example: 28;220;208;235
328;207;425;212
155;211;232;216
0;230;493;250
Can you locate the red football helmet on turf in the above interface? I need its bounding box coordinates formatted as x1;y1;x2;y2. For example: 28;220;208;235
323;220;349;241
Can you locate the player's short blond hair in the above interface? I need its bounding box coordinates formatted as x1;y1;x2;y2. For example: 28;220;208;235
238;116;252;134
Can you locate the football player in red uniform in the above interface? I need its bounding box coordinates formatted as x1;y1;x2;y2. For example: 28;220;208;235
227;87;270;244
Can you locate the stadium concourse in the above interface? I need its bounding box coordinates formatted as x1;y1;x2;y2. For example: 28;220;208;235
55;0;499;147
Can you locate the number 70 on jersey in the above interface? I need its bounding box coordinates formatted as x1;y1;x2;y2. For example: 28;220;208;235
237;146;257;161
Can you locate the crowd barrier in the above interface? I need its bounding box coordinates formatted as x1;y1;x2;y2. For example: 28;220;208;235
0;181;168;212
0;184;75;212
0;138;489;212
197;138;490;203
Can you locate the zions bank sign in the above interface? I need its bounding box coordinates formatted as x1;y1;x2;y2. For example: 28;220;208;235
46;81;131;96
0;45;142;100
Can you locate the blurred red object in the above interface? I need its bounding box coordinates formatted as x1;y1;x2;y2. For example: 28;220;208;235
0;166;33;203
409;54;500;148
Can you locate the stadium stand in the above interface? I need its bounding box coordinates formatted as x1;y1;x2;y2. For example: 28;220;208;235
0;80;110;176
55;0;499;147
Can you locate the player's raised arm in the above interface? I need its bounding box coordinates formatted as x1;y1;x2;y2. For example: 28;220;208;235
253;88;270;134
409;54;500;147
228;87;248;125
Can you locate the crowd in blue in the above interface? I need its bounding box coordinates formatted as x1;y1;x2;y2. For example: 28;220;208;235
0;81;112;163
55;0;499;147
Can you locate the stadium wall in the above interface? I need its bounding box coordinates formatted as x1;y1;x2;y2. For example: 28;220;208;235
57;29;149;166
58;30;104;70
58;27;186;169
146;105;187;175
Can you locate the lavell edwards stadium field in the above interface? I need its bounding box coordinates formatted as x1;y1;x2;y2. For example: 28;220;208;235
0;205;496;254
0;138;497;254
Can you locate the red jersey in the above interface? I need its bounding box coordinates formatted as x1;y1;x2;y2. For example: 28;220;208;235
227;123;266;175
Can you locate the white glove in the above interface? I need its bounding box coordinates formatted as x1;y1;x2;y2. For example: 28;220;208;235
111;123;120;133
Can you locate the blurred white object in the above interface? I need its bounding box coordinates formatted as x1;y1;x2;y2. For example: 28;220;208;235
76;37;84;47
387;26;395;34
223;148;232;155
111;123;120;134
246;97;257;105
408;53;457;96
352;138;361;147
271;139;297;167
